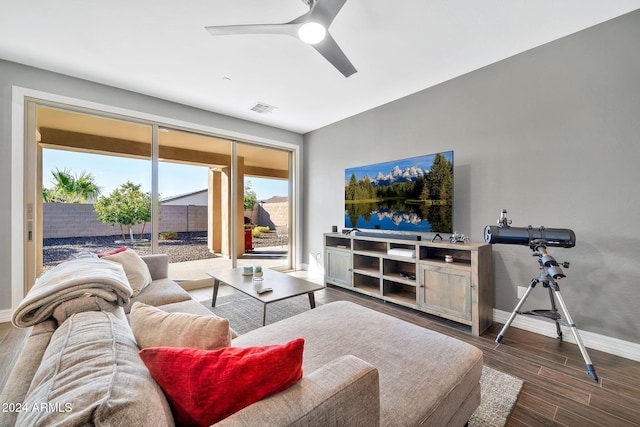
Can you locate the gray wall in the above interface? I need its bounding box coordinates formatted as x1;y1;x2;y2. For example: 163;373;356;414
303;11;640;344
0;60;302;311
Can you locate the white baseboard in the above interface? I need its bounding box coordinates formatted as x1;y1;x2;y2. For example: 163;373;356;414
494;309;640;363
0;309;13;324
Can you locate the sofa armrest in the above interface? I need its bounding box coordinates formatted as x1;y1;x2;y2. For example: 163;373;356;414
141;254;169;281
0;321;56;427
214;355;380;427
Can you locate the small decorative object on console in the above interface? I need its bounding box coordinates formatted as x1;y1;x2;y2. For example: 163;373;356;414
449;232;469;244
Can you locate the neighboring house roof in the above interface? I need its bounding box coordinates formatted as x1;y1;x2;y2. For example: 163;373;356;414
162;189;208;205
260;196;288;204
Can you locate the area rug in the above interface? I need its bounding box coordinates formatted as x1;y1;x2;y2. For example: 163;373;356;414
202;292;523;426
203;292;324;335
469;365;523;426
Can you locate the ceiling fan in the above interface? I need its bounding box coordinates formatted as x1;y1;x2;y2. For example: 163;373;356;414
205;0;357;77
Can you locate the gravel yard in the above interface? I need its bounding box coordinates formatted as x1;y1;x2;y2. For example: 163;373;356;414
43;230;284;269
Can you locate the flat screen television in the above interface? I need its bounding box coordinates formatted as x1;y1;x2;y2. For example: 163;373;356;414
345;151;453;234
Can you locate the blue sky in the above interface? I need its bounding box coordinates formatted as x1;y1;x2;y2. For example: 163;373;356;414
345;151;453;182
42;149;288;200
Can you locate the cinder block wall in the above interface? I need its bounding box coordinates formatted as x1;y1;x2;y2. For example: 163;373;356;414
43;203;208;238
254;202;288;230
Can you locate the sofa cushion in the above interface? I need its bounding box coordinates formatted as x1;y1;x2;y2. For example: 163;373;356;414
157;298;222;316
157;299;239;339
124;277;191;313
130;302;231;350
102;249;152;297
140;254;169;281
17;311;173;427
139;338;304;426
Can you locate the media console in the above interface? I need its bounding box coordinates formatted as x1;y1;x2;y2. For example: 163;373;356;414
324;232;494;335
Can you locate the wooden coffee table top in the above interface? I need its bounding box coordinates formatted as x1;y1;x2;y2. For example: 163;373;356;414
207;268;324;304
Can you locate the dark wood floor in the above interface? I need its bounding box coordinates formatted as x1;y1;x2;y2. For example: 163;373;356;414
2;285;639;426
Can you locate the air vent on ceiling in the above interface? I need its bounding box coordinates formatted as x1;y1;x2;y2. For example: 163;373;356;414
250;102;278;114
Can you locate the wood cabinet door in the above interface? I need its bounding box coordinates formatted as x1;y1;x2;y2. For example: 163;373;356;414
326;249;352;287
421;264;472;321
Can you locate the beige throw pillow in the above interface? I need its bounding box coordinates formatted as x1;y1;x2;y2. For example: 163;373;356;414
130;302;232;350
102;249;152;297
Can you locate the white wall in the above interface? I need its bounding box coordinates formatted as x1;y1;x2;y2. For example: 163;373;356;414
303;11;640;344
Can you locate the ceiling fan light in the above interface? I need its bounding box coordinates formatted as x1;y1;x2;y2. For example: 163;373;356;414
298;22;326;44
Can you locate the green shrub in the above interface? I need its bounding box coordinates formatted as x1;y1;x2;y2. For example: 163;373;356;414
252;226;270;237
159;231;178;240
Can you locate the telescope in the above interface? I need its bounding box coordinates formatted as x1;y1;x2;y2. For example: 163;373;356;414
488;210;598;382
484;210;576;248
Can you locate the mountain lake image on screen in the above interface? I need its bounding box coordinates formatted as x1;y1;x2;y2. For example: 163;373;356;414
344;151;453;234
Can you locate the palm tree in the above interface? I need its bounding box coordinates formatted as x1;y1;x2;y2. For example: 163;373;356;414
44;168;101;203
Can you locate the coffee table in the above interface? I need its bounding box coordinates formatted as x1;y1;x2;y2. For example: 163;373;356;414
207;268;325;326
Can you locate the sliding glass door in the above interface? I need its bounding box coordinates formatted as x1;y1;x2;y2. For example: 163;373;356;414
24;101;295;292
32;105;152;286
237;142;292;270
157;127;231;264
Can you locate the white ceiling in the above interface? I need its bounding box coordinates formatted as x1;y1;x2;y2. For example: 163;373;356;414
1;1;638;134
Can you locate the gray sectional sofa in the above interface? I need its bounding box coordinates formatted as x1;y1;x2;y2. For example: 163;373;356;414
1;254;483;426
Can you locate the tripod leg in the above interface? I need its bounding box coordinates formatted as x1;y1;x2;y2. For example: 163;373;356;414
553;289;599;382
547;286;563;341
496;279;538;343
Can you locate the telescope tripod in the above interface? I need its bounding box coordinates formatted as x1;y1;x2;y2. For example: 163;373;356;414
495;253;599;382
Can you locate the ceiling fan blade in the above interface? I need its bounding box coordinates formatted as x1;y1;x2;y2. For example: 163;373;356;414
205;1;355;78
312;32;357;77
309;0;348;28
206;23;299;38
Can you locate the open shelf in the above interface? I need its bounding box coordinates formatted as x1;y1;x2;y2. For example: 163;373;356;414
353;239;387;255
419;246;471;266
383;258;416;284
325;235;351;250
353;254;380;276
353;273;380;295
383;280;416;306
389;242;416;251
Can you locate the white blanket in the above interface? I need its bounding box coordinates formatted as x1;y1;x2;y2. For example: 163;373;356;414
12;257;133;328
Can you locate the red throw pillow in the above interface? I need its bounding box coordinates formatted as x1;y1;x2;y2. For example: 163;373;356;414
139;338;304;426
97;246;127;258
